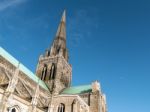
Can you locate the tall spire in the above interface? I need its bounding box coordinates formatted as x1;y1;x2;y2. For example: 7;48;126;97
47;10;68;61
55;10;66;40
36;10;72;93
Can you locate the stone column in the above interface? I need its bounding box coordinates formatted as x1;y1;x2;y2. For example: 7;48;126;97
30;80;40;112
48;104;54;112
98;94;103;112
0;64;19;112
74;101;78;112
48;93;55;112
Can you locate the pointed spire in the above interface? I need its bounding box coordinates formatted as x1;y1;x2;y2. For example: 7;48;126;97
56;10;66;39
48;10;68;61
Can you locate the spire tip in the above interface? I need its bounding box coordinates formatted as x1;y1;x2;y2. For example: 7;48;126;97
61;10;66;22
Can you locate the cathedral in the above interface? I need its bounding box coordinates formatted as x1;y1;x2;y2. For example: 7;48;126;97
0;11;107;112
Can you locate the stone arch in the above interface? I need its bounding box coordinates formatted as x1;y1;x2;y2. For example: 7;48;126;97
71;99;77;112
58;103;65;112
47;50;50;56
49;63;56;80
41;64;47;80
56;46;61;54
8;105;21;112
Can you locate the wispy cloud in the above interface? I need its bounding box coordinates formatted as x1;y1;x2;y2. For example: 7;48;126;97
0;0;26;11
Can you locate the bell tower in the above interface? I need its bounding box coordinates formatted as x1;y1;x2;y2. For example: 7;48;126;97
36;10;72;94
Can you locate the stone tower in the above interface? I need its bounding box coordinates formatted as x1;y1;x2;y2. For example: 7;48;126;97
36;10;72;95
0;10;107;112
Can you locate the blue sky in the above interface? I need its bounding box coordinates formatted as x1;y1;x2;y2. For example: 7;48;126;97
0;0;150;112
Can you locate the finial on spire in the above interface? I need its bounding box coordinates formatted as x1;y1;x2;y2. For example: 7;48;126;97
61;10;66;22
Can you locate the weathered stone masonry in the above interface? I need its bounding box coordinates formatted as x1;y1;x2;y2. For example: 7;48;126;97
0;10;107;112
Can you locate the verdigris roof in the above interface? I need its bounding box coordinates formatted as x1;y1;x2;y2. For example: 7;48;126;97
61;85;92;94
0;46;49;91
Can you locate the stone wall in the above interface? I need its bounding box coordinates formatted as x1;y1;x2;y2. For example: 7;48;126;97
50;95;89;112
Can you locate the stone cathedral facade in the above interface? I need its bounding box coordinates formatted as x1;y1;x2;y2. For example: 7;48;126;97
0;11;107;112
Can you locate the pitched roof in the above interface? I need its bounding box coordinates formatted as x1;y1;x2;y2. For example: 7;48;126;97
0;46;49;91
61;85;92;95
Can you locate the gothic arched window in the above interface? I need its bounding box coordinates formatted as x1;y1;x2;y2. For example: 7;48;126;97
57;46;61;54
47;50;50;56
58;103;65;112
49;63;56;80
71;99;77;112
41;64;47;80
45;49;50;57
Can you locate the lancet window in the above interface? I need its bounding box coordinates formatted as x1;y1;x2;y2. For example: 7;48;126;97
41;64;47;80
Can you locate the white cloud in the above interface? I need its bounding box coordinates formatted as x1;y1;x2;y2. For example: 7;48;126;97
0;0;26;11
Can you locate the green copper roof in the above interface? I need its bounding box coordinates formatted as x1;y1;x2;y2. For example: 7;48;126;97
61;85;92;94
0;47;49;91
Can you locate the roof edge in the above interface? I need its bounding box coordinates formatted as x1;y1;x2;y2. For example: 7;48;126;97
0;46;49;91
